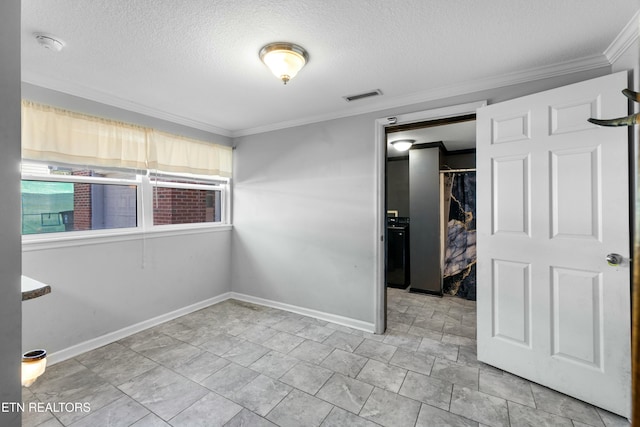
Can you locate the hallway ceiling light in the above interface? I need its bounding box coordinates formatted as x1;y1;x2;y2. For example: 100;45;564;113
259;42;309;85
391;139;415;152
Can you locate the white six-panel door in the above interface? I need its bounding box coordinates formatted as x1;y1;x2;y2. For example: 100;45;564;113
476;71;631;417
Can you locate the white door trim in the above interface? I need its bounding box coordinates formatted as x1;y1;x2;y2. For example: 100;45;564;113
373;100;487;334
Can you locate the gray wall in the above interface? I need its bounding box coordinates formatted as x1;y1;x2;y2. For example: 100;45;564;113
0;1;22;425
386;158;409;217
409;147;442;294
231;114;377;324
23;230;231;355
231;66;613;326
443;151;476;169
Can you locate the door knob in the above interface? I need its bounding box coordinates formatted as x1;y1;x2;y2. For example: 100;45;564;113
606;253;623;266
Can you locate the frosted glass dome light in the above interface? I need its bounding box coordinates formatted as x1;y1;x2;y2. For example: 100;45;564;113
260;42;309;85
391;139;415;152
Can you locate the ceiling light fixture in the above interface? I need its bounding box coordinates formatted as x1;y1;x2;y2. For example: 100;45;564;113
259;42;309;85
391;139;415;152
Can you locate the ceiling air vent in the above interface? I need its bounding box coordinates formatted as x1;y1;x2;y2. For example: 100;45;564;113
343;89;383;102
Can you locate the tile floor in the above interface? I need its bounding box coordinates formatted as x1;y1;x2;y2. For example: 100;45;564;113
22;288;630;427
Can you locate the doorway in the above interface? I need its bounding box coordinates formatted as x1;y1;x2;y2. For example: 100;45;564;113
373;101;487;334
386;115;477;297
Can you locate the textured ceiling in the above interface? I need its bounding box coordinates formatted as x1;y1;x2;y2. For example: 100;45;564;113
21;0;640;137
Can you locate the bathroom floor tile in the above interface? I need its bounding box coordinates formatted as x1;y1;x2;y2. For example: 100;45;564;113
479;371;535;407
168;392;242;427
75;342;158;386
279;362;333;395
431;358;479;390
596;408;631;427
315;373;373;414
356;359;407;393
225;408;278;427
354;338;398;362
200;362;259;398
232;374;291;416
31;296;621;427
320;348;368;378
360;387;421;427
238;323;280;344
30;363;125;425
416;403;479;427
118;365;209;421
449;385;509;427
322;330;364;352
262;331;306;354
222;341;270;367
288;339;333;364
320;406;380;427
66;395;149;427
382;333;422;351
266;389;333;427
129;413;171;426
197;333;244;356
507;401;573;427
389;348;436;376
165;350;230;383
249;350;299;379
271;317;308;334
530;383;605;427
295;324;336;343
399;370;453;410
417;337;459;361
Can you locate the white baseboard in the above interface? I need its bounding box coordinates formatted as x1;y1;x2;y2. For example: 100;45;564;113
48;292;232;365
48;291;376;365
229;292;376;333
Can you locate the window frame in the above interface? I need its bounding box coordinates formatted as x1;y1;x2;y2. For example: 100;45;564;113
21;163;232;249
143;173;230;230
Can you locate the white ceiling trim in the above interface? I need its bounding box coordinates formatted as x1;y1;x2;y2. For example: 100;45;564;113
20;72;234;138
232;53;610;137
604;9;640;64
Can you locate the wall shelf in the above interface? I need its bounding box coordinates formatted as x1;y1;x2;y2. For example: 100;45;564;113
22;275;51;301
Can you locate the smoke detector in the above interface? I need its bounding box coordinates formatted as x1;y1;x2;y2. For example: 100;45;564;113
34;33;65;52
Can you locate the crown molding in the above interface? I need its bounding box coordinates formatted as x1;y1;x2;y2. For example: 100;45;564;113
21;72;233;137
604;9;640;64
24;12;633;141
232;54;610;137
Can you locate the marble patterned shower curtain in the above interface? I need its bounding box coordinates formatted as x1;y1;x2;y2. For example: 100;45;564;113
442;171;477;300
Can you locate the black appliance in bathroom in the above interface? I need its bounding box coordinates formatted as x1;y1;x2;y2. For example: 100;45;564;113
386;216;410;288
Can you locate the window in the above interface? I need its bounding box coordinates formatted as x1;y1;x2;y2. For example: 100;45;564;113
21;162;229;237
150;175;226;226
20;101;232;239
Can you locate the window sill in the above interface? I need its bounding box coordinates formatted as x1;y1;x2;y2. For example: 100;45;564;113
22;223;233;252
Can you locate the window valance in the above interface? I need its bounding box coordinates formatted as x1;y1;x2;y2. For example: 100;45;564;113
21;100;232;178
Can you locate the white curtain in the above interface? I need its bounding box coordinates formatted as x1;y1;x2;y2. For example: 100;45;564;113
147;130;232;178
21;100;232;177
